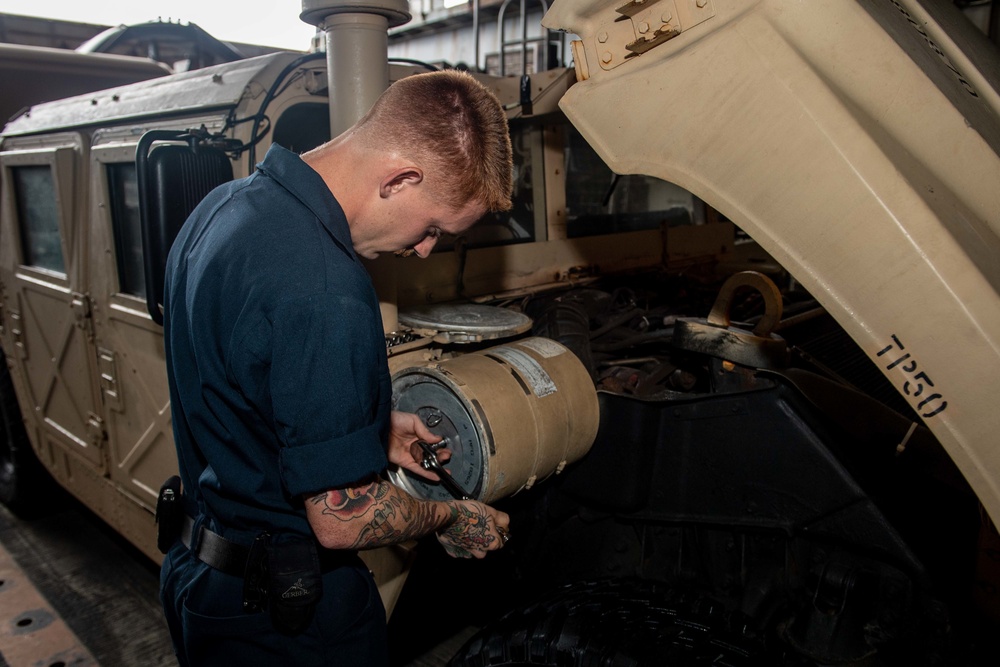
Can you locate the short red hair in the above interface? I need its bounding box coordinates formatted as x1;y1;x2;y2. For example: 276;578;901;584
355;71;513;213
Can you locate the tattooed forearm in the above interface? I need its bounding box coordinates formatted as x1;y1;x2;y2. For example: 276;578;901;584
348;493;441;549
307;475;453;550
306;476;506;556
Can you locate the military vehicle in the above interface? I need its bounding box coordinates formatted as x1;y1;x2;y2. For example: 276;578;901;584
1;0;998;664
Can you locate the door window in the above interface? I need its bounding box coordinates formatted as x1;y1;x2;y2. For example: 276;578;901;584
11;165;66;274
106;162;146;298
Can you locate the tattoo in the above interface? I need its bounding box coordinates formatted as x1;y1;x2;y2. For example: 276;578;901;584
438;502;495;558
309;476;445;550
349;494;440;550
310;480;389;522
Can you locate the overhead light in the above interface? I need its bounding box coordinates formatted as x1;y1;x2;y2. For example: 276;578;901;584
443;0;468;8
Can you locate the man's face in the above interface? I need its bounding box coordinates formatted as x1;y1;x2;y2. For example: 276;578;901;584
354;181;485;260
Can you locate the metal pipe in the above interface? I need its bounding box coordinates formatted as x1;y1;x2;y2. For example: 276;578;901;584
520;0;528;76
773;306;827;332
497;0;555;75
323;13;391;136
498;0;509;76
299;0;410;131
473;0;480;71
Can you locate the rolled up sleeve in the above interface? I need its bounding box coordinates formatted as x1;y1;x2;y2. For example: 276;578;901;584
268;293;390;496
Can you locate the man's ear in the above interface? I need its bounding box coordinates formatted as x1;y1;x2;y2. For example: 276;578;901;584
379;167;424;199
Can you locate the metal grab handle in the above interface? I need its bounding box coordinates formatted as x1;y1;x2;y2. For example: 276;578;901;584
707;271;784;338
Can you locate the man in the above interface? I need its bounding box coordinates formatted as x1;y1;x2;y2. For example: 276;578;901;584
160;71;514;666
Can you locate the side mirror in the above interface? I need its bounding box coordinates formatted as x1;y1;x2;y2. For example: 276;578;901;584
136;130;233;325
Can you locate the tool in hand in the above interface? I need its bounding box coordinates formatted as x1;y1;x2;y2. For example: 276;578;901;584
416;440;471;500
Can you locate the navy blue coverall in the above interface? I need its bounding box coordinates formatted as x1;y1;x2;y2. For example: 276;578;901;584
160;144;392;666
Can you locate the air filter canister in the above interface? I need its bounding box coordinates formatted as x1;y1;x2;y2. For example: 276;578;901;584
389;337;599;503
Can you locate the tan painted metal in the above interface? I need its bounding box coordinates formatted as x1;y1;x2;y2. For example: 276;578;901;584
0;135;106;477
543;0;1000;522
88;141;179;516
394;229;665;307
392;337;599;502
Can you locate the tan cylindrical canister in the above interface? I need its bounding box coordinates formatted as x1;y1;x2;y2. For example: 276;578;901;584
390;337;599;503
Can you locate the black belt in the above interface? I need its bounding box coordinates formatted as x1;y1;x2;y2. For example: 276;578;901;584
180;516;354;577
181;515;253;576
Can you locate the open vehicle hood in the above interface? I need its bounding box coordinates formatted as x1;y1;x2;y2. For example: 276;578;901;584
544;0;1000;521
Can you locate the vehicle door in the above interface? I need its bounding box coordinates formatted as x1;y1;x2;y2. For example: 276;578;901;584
86;139;178;507
0;133;106;471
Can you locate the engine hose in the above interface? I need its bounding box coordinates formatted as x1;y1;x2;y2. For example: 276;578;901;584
590;328;675;353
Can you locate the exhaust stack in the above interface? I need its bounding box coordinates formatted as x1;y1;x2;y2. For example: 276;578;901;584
300;0;410;136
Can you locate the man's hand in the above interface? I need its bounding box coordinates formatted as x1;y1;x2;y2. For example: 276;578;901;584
388;410;452;481
437;500;510;559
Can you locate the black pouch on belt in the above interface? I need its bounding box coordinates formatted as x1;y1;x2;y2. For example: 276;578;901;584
267;538;323;635
155;476;183;554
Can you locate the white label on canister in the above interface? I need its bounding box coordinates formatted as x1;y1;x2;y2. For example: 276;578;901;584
517;337;566;359
490;347;557;397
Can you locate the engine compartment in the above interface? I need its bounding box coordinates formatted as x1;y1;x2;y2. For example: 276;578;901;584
391;266;991;666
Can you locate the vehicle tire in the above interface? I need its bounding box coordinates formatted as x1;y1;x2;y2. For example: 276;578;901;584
0;352;51;514
448;578;768;667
